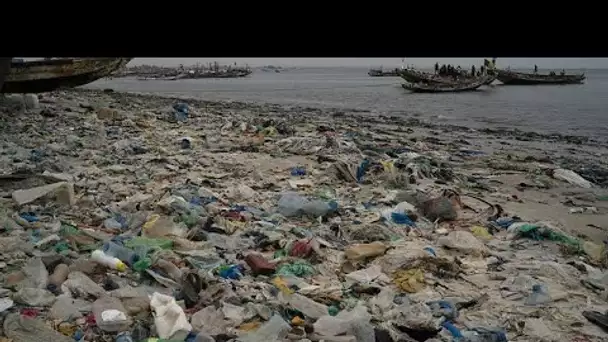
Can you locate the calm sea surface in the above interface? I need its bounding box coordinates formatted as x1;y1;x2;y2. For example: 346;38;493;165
87;67;608;140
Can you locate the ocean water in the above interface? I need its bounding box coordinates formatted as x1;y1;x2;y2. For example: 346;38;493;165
87;67;608;140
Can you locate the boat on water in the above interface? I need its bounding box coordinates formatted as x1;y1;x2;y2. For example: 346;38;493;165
119;62;252;80
402;75;496;93
2;58;132;94
496;69;585;85
368;68;400;77
399;68;496;86
399;68;467;84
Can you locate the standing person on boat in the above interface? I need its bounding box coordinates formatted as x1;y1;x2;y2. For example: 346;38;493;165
471;65;476;77
534;65;538;74
434;62;439;74
480;65;485;75
560;69;566;76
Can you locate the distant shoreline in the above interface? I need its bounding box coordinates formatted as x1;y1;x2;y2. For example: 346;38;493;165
74;88;607;147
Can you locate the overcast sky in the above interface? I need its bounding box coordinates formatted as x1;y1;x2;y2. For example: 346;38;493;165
131;58;608;69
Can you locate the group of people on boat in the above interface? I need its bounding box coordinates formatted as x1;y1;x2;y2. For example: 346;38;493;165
534;65;567;76
433;58;497;79
434;63;486;78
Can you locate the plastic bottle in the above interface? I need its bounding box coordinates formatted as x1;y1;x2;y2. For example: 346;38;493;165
155;259;183;282
92;296;130;332
91;250;127;272
47;263;69;293
277;192;338;218
103;241;139;267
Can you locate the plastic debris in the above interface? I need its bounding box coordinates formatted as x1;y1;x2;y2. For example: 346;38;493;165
0;85;604;342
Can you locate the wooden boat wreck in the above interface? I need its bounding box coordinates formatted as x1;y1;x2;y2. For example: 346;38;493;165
368;68;400;77
496;70;585;85
1;58;132;94
402;75;496;93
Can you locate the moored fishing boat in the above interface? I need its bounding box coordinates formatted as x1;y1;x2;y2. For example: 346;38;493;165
399;68;453;84
2;58;132;93
496;69;585;85
402;75;496;93
368;68;400;77
399;68;490;85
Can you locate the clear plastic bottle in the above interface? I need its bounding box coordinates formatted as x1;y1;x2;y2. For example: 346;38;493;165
277;192;337;218
91;250;127;272
103;241;139;267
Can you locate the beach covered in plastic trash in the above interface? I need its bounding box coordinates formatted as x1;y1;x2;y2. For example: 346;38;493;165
1;88;608;341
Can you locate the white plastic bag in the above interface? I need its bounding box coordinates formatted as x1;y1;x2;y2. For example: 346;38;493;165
149;292;192;340
553;168;593;188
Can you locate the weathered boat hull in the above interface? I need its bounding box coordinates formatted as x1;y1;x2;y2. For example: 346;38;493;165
399;69;445;84
368;69;400;77
496;70;585;85
402;75;496;93
399;69;469;85
2;58;132;94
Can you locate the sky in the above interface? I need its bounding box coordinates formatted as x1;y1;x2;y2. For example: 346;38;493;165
131;58;608;69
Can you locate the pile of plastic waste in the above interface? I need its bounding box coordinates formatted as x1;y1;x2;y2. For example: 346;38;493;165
0;89;607;342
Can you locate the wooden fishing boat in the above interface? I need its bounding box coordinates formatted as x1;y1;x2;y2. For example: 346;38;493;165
399;68;496;86
496;69;585;85
402;75;496;93
368;68;400;77
399;69;451;84
1;58;132;93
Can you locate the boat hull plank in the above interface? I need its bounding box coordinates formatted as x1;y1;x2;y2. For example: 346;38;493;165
403;75;496;93
2;58;131;94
